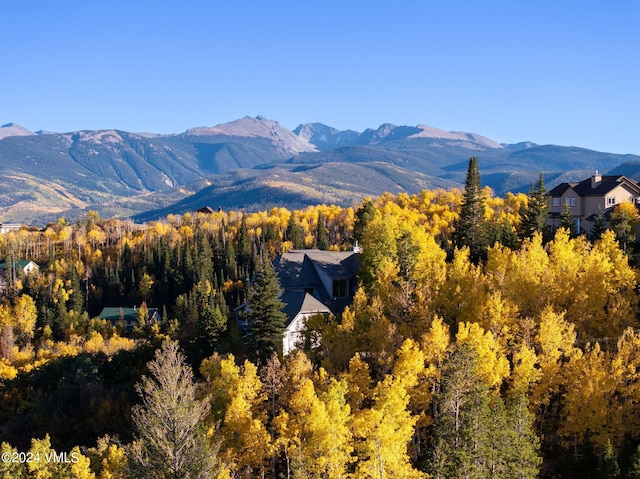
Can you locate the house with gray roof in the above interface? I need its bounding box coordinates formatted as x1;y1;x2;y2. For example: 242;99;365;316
274;249;359;354
237;249;360;355
547;173;640;237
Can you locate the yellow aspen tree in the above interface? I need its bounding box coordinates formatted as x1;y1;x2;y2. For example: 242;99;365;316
27;434;95;479
455;322;510;390
0;441;27;478
478;290;519;350
352;339;426;479
435;247;486;326
530;307;581;428
88;437;128;479
612;328;640;441
512;233;550;316
341;353;373;412
201;353;272;477
545;229;586;311
274;376;353;478
509;342;540;395
559;342;620;452
584;230;637;338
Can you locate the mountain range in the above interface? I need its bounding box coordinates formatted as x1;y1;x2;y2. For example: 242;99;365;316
1;116;639;225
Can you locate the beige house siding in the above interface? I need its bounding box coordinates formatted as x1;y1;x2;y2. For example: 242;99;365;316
547;175;640;237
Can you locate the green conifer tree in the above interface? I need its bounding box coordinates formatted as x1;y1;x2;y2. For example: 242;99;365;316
353;199;376;244
597;440;621;479
626;443;640;479
519;173;549;240
316;211;330;250
453;156;487;262
246;260;287;361
286;214;305;249
559;203;577;237
591;208;608;241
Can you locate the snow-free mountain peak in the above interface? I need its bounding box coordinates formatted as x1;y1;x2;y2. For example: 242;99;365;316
184;115;317;156
0;123;35;140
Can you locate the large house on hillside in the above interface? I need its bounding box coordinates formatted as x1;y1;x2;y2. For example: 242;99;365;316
274;249;360;354
236;249;360;355
546;173;640;237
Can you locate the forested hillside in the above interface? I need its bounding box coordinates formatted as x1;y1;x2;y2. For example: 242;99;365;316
1;171;640;478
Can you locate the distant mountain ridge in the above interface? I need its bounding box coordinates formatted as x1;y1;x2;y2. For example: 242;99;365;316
1;116;638;224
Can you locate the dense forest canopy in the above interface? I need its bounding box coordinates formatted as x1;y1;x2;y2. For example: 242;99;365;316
1;167;640;478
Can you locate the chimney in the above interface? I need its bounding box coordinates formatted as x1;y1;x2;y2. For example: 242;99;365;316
591;171;602;188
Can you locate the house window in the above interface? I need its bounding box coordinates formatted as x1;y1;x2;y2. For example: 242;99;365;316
552;198;561;207
566;197;576;207
332;279;347;298
607;197;616;206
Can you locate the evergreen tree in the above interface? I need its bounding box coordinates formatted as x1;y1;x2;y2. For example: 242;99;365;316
430;344;490;479
519;173;549;240
316;211;330;250
453;156;487;262
626;443;640;479
430;344;541;479
286;214;305;249
597;440;621;479
353;199;376;245
504;393;542;479
559;203;576;237
591;208;608;241
129;340;219;479
237;216;253;274
246;260;287;361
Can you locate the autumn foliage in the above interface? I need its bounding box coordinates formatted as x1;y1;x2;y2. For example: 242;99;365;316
0;181;640;478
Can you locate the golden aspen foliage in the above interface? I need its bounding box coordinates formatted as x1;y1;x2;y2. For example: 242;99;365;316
478;290;519;349
559;342;620;451
485;233;549;319
0;358;18;381
611;328;640;441
435;247;486;326
274;376;353;478
12;294;38;342
27;434;96;479
0;441;27;478
455;322;510;390
87;437;128;479
510;342;541;395
341;353;373;412
352;339;427;479
200;353;272;476
530;307;580;414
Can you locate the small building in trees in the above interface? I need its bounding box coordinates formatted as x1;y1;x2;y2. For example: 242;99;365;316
546;174;640;237
0;259;40;293
98;306;161;331
0;223;23;234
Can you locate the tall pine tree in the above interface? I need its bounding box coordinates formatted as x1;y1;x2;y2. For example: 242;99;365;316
246;260;287;361
453;156;487;262
519;173;549;241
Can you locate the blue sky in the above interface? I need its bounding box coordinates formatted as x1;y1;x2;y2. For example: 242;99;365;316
2;1;639;154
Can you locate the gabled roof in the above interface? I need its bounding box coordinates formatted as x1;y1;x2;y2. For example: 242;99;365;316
274;250;359;289
0;259;38;270
281;291;331;327
548;176;640;197
273;249;360;317
98;307;159;322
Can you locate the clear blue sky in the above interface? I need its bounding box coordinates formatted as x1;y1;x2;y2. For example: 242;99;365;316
2;1;639;154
